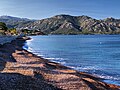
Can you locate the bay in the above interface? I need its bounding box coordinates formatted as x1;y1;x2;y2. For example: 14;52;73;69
23;35;120;86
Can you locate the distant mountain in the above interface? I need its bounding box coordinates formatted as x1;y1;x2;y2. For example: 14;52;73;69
0;15;120;34
0;15;34;28
0;15;29;21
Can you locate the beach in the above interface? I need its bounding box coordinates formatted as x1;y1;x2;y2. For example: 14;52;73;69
0;36;119;90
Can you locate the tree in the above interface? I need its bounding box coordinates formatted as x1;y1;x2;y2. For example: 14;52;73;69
0;22;8;35
0;22;8;31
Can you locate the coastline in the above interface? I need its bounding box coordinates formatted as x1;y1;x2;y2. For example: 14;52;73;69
0;36;120;90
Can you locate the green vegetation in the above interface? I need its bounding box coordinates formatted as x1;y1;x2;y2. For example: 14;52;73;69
0;22;45;36
21;29;45;35
0;22;8;31
8;28;17;35
0;22;8;35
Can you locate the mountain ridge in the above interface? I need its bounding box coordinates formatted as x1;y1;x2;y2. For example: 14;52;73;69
0;15;35;28
0;14;120;34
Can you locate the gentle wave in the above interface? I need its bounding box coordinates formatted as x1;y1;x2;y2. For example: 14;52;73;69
73;66;100;71
95;74;120;80
24;45;120;86
44;57;67;65
44;57;65;60
72;65;120;85
24;44;67;65
96;74;120;86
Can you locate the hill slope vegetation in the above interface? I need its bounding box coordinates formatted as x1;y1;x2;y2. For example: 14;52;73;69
0;15;120;34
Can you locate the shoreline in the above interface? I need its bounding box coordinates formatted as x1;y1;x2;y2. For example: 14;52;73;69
0;37;120;90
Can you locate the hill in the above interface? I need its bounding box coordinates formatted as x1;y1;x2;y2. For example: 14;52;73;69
0;15;120;34
0;15;34;28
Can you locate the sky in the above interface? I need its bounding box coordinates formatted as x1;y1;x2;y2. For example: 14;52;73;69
0;0;120;19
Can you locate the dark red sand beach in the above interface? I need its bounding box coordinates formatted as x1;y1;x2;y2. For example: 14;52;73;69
0;37;119;90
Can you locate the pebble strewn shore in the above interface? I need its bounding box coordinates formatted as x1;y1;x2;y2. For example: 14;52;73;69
0;36;119;90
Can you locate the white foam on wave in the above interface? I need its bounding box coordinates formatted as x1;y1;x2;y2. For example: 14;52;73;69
94;74;120;81
24;46;66;62
27;47;33;52
68;65;120;85
95;74;120;86
72;65;100;72
44;57;56;60
45;57;65;60
36;54;44;57
43;57;66;65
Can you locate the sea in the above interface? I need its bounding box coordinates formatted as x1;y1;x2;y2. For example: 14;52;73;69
23;35;120;86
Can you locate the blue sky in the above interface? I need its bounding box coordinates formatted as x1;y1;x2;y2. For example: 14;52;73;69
0;0;120;19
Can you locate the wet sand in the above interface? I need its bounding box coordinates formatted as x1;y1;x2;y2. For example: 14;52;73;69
0;37;119;90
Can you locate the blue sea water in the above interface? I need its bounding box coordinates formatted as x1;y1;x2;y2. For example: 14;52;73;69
23;35;120;86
